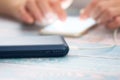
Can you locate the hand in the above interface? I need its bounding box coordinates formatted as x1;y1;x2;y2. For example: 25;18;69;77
80;0;120;30
0;0;67;24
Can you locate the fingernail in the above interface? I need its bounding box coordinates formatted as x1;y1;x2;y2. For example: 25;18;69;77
80;9;85;14
40;18;55;26
61;0;73;9
45;12;57;24
41;18;49;26
35;19;49;26
37;13;58;26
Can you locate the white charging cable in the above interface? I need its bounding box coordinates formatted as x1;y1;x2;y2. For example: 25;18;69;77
113;28;119;46
70;29;119;50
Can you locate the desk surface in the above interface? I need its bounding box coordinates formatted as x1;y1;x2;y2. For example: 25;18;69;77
0;2;120;79
0;16;120;80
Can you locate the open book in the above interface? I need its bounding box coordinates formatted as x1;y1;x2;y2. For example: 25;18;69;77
39;17;96;37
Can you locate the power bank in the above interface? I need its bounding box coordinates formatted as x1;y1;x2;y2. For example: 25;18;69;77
0;36;69;58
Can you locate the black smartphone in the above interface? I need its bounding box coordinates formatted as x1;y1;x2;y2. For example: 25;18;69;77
0;36;69;58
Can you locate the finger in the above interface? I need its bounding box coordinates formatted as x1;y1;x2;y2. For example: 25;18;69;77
16;8;34;24
92;0;120;23
50;0;67;21
26;0;43;22
91;1;108;19
37;0;54;18
97;7;120;24
80;0;98;19
37;0;57;23
106;17;120;30
96;9;114;24
93;0;120;23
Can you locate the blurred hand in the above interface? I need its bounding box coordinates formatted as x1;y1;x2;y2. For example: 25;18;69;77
80;0;120;30
0;0;67;24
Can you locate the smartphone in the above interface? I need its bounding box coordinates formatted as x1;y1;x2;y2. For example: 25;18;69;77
40;17;96;37
0;36;69;58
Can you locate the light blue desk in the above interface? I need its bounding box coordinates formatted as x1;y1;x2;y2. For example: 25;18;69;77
0;1;120;79
0;16;119;80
